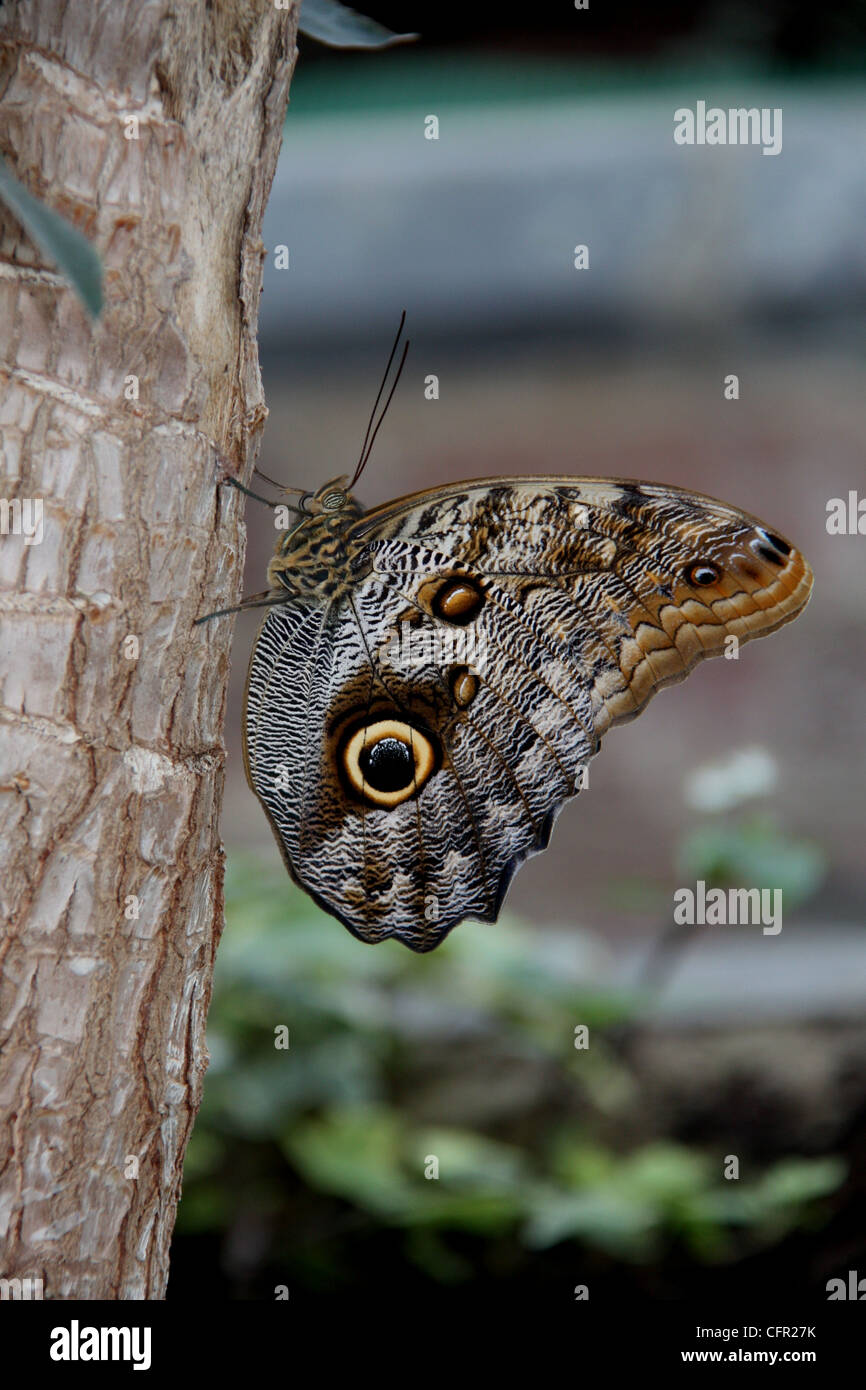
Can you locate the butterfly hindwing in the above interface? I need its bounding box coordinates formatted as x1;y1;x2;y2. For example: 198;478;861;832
245;581;516;950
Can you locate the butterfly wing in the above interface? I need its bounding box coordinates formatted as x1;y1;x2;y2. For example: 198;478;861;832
244;587;529;952
244;477;812;951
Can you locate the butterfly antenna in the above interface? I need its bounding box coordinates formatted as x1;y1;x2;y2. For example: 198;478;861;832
350;310;408;489
352;339;409;488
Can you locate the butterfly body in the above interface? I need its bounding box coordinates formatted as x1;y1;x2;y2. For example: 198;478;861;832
242;474;812;953
266;476;365;602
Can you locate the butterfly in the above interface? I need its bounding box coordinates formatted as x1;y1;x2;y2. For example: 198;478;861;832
205;318;813;953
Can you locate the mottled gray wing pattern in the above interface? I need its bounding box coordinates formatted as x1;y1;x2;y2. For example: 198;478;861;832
244;478;812;952
244;579;560;953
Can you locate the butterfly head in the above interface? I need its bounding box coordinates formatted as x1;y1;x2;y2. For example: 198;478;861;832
304;476;363;520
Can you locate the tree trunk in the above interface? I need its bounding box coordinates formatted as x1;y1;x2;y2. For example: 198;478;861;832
0;0;297;1299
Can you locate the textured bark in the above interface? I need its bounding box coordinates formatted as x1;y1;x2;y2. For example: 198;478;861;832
0;0;297;1299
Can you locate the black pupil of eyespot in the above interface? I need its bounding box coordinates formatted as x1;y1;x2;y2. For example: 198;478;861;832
359;737;414;792
690;564;717;584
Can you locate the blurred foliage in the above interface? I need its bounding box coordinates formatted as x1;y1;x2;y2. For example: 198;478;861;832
175;836;841;1292
676;814;825;906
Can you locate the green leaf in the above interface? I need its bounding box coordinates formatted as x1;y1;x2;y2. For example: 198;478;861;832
621;1143;711;1202
408;1127;528;1193
676;815;824;906
283;1110;525;1233
524;1187;659;1257
695;1157;845;1239
283;1107;411;1219
0;156;103;318
299;0;418;49
751;1156;846;1210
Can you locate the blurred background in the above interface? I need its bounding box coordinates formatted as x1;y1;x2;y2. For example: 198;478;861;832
169;2;866;1302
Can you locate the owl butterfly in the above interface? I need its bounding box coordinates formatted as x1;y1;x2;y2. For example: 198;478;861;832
209;319;813;953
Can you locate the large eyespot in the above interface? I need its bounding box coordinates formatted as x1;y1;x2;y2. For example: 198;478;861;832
685;561;721;586
341;719;438;807
430;576;485;625
752;529;792;565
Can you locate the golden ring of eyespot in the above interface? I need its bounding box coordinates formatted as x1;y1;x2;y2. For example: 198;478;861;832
342;718;437;807
685;561;721;586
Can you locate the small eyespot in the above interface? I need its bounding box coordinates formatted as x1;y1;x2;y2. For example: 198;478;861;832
685;561;721;586
431;576;485;625
450;667;479;708
761;529;791;556
341;719;437;808
752;529;792;565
